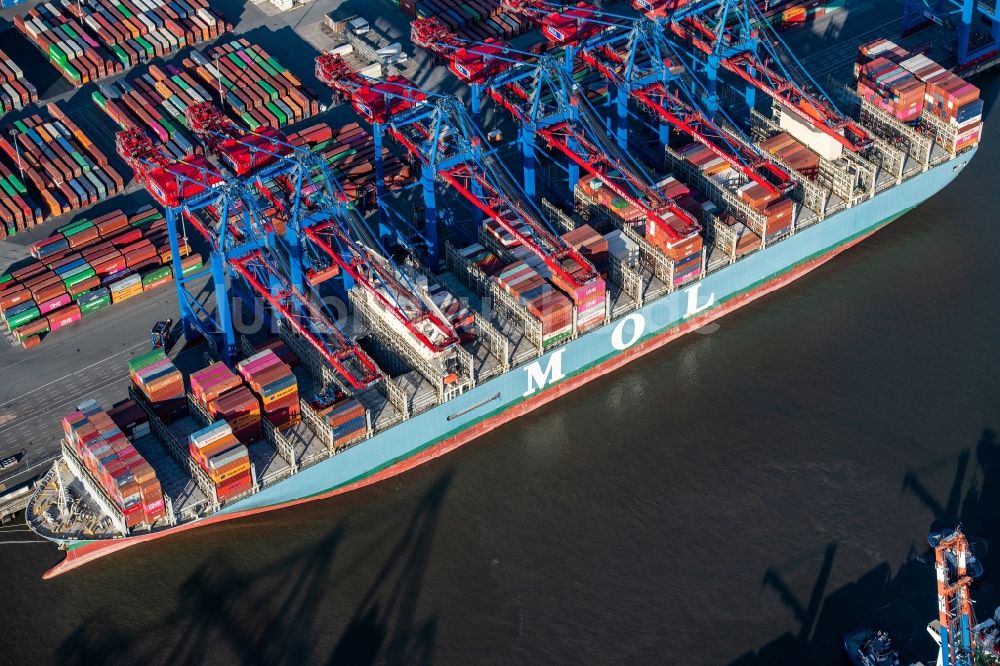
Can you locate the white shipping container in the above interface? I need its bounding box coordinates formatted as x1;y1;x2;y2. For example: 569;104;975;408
776;101;844;162
328;44;354;57
359;62;382;78
196;8;217;26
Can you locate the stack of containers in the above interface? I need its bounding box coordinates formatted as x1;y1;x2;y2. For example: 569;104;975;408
207;386;262;444
190;362;244;410
680;140;793;245
760;132;820;178
854;55;926;123
14;2;125;85
0;48;39;115
7;206;198;343
561;225;609;273
547;258;607;332
496;262;574;347
287;123;414;201
253;338;298;366
92;62;211;160
425;281;476;341
0;158;43;235
0;103;124;220
314;398;367;450
857;40;983;151
604;229;640;266
237;350;300;428
856;38;911;69
13;0;229;86
187;40;320;129
188;421;252;502
458;243;503;276
128;348;187;421
61;400;166;527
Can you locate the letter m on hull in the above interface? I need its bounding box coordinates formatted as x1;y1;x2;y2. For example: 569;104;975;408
523;349;566;397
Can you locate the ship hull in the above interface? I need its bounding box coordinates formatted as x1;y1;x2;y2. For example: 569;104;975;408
40;150;976;578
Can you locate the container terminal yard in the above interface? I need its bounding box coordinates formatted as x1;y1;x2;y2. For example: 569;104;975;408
0;0;996;661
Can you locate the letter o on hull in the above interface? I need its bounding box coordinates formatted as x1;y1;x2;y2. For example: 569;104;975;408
611;313;645;351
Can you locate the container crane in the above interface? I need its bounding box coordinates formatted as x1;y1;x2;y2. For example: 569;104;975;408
929;527;977;666
315;54;605;309
667;0;872;156
408;24;704;268
500;0;793;197
303;219;462;356
115;127;221;208
410;17;515;117
484;56;703;262
903;0;1000;69
119;121;386;390
184;101;292;177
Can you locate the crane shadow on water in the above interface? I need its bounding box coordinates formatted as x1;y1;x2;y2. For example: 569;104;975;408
56;473;452;665
731;428;999;666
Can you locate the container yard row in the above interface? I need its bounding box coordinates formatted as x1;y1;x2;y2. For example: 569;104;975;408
0;104;123;234
0;206;201;348
187;40;321;129
0;49;39;117
15;0;229;86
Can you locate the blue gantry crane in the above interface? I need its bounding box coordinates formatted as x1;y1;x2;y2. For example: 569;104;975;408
315;53;606;304
904;0;1000;68
116;122;389;391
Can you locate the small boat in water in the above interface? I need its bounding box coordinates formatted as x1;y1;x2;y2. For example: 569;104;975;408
844;628;901;666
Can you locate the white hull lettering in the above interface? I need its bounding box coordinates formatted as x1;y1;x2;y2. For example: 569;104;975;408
684;284;715;318
611;313;645;351
523;349;566;397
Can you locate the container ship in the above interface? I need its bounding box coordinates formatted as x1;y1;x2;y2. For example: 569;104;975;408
19;4;983;578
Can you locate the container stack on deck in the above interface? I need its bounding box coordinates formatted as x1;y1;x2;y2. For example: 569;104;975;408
576;175;707;285
129;349;188;422
0;49;39;116
92;63;215;160
62;399;166;528
496;262;574;347
856;39;983;151
14;0;229;86
287;123;415;201
675;141;793;243
0;104;124;222
311;392;367;451
760;132;820;178
187;40;321;129
189;421;253;502
0;207;200;347
237;350;300;429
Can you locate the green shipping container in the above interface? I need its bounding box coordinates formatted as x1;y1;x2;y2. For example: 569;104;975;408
181;259;203;275
59;218;91;235
0;177;16;198
265;102;286;126
60;62;82;83
0;273;13;286
7;307;39;331
64;268;97;288
111;45;130;65
128;348;166;373
48;44;67;66
141;266;171;286
79;293;111;315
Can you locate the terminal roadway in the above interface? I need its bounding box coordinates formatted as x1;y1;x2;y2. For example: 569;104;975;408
0;281;183;493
